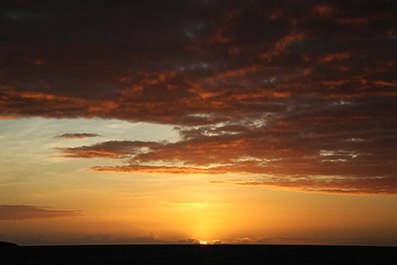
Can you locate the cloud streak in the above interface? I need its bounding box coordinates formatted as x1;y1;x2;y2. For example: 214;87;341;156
209;176;397;195
160;201;227;207
0;205;83;221
54;133;102;139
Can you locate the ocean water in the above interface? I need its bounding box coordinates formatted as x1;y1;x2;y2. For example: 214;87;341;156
2;245;396;265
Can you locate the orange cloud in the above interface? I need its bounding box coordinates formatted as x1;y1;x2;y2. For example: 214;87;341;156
209;176;397;195
319;52;351;63
160;201;227;207
0;205;83;221
311;4;337;16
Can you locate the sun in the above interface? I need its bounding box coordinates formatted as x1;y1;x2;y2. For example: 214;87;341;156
199;241;208;245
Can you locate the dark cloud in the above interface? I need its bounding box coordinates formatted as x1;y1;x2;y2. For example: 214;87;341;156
1;0;396;195
53;140;161;159
54;133;102;139
7;232;199;246
1;0;395;123
209;176;397;195
255;237;397;246
55;121;397;194
0;205;83;220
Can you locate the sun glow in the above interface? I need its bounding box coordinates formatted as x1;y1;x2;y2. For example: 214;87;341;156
199;241;208;245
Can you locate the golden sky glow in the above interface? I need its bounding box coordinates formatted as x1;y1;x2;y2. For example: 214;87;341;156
0;0;396;246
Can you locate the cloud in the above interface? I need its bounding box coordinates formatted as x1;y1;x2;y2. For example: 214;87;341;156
160;201;227;207
209;176;397;195
1;0;395;124
102;194;149;199
54;121;397;195
54;133;102;139
0;205;83;221
1;1;396;195
53;140;161;159
255;237;397;246
0;115;20;120
8;232;200;246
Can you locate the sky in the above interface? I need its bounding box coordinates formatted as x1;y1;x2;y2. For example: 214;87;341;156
0;0;396;246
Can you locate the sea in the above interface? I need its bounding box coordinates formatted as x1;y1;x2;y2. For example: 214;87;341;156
1;244;396;264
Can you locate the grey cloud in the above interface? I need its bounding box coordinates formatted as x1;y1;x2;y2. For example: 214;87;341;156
54;133;102;139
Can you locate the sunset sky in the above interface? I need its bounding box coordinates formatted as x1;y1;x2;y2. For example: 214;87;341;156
1;0;396;246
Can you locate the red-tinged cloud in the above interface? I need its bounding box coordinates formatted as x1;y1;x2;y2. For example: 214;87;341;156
0;205;83;221
209;176;397;195
1;0;395;123
53;140;162;159
56;121;397;195
2;1;396;195
54;133;102;139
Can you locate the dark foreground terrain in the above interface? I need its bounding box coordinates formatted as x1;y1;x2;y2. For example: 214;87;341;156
1;244;396;265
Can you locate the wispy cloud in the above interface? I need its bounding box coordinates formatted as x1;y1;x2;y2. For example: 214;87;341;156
54;133;102;139
209;176;397;195
103;195;149;199
160;201;227;207
0;205;83;221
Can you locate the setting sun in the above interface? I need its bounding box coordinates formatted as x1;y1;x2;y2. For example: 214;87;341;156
0;0;396;248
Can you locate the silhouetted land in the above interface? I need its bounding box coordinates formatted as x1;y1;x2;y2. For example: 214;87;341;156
1;245;396;265
0;241;18;248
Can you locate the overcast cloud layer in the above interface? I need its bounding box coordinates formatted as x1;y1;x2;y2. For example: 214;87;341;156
1;0;396;195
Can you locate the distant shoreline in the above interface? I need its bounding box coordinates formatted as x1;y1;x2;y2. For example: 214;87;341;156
0;241;19;247
14;244;397;247
2;244;396;264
